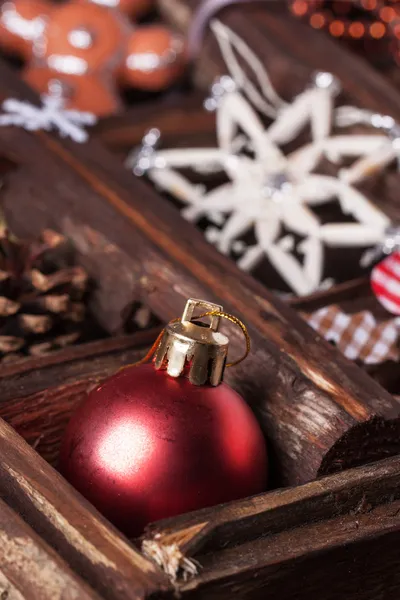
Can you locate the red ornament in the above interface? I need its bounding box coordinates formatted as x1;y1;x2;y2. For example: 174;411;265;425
371;251;400;315
59;299;267;536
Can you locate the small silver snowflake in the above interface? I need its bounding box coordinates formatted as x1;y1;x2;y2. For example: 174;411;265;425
0;94;96;143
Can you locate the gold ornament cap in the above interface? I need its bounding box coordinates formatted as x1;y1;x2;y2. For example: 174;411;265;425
154;298;229;386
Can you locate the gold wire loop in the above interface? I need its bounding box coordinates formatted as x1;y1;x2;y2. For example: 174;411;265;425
123;311;250;371
197;311;250;367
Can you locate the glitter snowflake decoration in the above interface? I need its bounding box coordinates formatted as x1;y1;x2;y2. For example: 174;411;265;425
128;19;399;296
0;93;96;143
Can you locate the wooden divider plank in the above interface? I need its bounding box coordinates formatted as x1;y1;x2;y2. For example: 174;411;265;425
0;418;170;600
146;456;400;600
0;497;101;600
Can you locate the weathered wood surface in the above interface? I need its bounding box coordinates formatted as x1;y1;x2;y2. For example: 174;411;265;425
0;497;100;600
0;327;159;400
0;329;159;465
0;59;399;488
290;277;372;312
94;93;213;153
0;417;169;600
147;455;400;600
181;501;400;600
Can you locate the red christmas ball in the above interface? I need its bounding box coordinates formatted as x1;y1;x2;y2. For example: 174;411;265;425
59;363;267;536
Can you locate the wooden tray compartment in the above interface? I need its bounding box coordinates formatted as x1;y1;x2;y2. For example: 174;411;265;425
3;54;400;487
146;454;400;600
1;2;400;598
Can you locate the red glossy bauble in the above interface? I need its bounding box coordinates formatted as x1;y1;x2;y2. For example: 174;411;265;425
59;363;267;536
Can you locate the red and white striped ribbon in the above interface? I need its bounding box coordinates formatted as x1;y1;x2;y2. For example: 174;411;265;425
371;251;400;315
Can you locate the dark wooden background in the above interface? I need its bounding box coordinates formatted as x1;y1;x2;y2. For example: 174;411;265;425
0;0;400;598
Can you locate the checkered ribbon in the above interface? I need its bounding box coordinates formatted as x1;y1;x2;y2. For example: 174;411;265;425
306;306;400;364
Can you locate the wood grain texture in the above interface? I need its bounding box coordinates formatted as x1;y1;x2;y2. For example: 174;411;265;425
0;328;160;400
147;453;400;553
147;456;400;600
94;93;214;153
0;417;169;600
0;498;100;600
289;277;372;312
180;504;400;600
0;59;399;488
0;330;159;465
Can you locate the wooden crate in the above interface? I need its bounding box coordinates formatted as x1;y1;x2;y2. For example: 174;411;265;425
1;2;400;598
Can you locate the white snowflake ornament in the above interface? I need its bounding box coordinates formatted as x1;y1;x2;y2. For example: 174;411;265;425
127;20;394;296
0;94;96;143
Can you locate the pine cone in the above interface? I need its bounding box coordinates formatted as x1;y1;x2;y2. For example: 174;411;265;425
0;229;90;362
